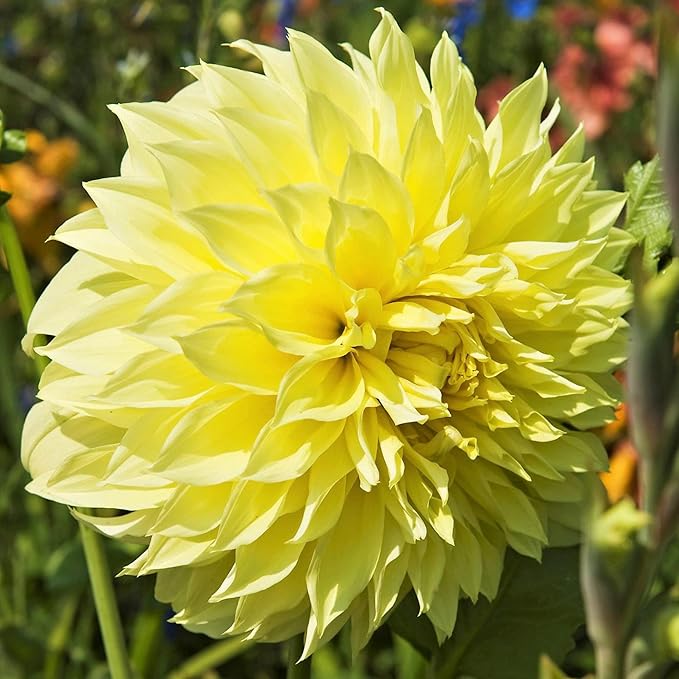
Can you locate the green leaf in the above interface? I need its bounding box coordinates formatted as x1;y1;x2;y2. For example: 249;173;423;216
0;129;27;164
539;655;575;679
433;547;584;679
388;591;439;658
624;157;673;268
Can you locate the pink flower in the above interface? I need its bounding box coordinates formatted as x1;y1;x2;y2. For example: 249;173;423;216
552;7;655;139
476;75;516;122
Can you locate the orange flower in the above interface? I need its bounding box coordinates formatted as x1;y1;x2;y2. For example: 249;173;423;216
601;440;638;503
0;131;81;274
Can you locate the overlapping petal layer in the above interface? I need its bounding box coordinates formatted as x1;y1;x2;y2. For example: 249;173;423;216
23;10;632;655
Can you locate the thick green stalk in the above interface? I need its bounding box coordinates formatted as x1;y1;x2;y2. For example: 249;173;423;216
78;512;133;679
0;205;133;679
287;635;311;679
0;205;48;378
595;646;625;679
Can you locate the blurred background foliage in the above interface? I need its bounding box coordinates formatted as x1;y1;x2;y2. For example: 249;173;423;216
0;1;661;677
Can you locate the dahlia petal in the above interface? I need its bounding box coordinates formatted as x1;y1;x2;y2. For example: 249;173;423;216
24;252;134;354
181;321;296;394
224;263;347;356
182;203;297;275
151;484;231;537
307;486;384;635
288;29;371;135
569;190;628;240
344;407;381;490
509;159;596;242
86;177;222;277
275;354;365;425
213;514;305;598
264;183;331;253
128;271;240;353
214;479;302;550
369;9;429;147
36;283;155;375
306;90;371;180
151;138;260;208
72;508;156;542
408;536;446;614
484;64;548;175
402;109;447;236
22;403;123;478
245;418;344;482
358;350;426;425
430;34;483;177
188;61;304;124
214;107;318;186
339;152;413;253
229;548;311;633
368;517;409;626
153;395;274;485
291;476;350;544
96;351;213;407
51;209;170;285
426;559;460;643
446;139;490;228
229;40;305;101
326;199;397;293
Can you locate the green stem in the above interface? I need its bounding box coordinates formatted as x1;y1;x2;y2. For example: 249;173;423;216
595;645;625;679
0;62;112;172
0;204;48;379
44;593;80;679
287;635;311;679
168;637;255;679
78;512;133;679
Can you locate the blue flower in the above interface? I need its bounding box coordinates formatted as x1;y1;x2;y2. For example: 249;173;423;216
505;0;539;20
445;0;483;46
278;0;297;31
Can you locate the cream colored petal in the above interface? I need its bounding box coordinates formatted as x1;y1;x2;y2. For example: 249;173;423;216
86;177;222;277
129;271;241;353
325;199;397;294
307;486;384;635
215;106;319;187
484;64;548;176
339;152;413;253
180;321;297;394
274;354;364;425
153;395;274;485
224;263;348;355
188;60;304;125
180;203;298;275
51;209;170;285
288;29;371;138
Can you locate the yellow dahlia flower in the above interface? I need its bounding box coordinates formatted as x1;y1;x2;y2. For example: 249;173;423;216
22;10;632;655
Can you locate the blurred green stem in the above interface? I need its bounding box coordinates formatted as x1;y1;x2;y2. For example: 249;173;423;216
0;62;112;173
1;204;132;679
168;637;255;679
595;646;625;679
196;0;216;62
0;205;47;380
78;510;133;679
287;635;311;679
44;593;80;679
